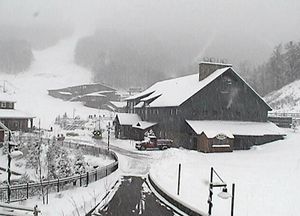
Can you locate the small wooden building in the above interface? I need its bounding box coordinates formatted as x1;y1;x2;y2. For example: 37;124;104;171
186;120;285;152
113;113;141;139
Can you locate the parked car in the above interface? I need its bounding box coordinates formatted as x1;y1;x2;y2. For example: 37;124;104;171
135;136;173;150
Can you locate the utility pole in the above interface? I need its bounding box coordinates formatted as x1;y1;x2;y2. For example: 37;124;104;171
7;131;12;203
107;122;111;152
208;167;213;216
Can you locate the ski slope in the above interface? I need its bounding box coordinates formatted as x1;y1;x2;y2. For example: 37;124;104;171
0;35;106;129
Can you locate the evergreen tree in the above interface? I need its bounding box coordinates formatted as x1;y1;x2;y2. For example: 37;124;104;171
56;149;72;178
74;150;86;175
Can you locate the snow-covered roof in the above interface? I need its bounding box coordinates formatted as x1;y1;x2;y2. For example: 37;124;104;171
59;91;72;95
110;101;127;108
115;113;141;125
106;104;116;111
0;121;9;130
85;92;107;97
0;93;16;103
125;68;230;107
186;120;286;138
0;109;35;119
132;121;157;130
141;93;162;102
125;67;271;109
134;102;144;108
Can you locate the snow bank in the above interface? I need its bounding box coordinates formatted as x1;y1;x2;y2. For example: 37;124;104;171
150;129;300;215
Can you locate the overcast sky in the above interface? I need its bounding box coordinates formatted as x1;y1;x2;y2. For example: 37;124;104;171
1;0;300;64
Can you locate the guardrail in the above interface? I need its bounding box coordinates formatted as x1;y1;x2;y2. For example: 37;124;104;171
268;112;300;118
148;174;205;216
0;139;119;203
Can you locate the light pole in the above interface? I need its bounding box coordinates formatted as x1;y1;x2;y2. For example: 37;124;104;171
207;167;235;216
7;131;23;203
106;122;113;152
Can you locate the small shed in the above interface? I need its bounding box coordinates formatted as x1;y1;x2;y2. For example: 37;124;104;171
113;113;141;139
132;121;158;141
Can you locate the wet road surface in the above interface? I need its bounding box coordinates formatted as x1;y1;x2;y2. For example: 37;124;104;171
93;176;174;216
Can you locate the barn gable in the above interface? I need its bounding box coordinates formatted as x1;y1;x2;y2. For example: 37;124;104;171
125;66;271;111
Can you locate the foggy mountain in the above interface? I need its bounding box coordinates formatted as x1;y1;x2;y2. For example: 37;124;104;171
0;0;300;89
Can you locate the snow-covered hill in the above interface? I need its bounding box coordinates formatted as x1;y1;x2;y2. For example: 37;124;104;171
265;79;300;112
0;35;108;129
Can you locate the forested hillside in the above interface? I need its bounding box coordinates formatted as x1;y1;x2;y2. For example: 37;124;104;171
0;24;72;74
74;30;201;88
0;39;33;73
248;40;300;96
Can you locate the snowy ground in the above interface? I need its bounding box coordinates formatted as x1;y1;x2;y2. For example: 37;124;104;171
149;128;300;216
20;169;121;216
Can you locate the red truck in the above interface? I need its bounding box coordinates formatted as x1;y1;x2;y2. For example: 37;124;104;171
135;136;173;150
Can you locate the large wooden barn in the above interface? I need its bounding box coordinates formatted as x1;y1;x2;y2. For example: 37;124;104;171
117;62;285;153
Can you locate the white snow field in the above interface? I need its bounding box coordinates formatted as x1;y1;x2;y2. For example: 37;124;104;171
149;128;300;216
0;34;107;129
265;79;300;112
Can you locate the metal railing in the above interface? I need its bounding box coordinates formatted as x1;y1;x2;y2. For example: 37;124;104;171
0;139;118;203
268;112;300;118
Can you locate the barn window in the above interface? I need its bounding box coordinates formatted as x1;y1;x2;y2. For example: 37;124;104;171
221;76;232;94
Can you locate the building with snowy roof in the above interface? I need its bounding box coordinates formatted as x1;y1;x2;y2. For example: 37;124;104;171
48;83;120;109
113;113;141;139
0;93;34;143
123;62;285;152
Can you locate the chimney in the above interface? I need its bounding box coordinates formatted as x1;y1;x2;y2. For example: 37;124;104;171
199;62;232;81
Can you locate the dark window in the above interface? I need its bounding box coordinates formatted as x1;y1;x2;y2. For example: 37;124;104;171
221;76;233;94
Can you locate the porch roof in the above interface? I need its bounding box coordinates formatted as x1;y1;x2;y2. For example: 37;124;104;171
115;113;141;126
132;121;157;130
0;109;35;119
186;120;285;138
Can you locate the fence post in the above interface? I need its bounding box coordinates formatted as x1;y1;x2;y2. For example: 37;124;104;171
26;182;29;199
86;172;89;186
177;163;181;195
57;179;60;193
95;171;97;181
80;174;82;187
46;186;49;205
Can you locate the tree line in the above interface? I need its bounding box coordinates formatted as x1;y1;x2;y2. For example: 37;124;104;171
247;40;300;96
0;39;33;74
74;30;196;89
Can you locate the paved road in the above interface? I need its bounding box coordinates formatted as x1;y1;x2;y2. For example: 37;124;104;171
93;139;151;160
93;176;174;216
